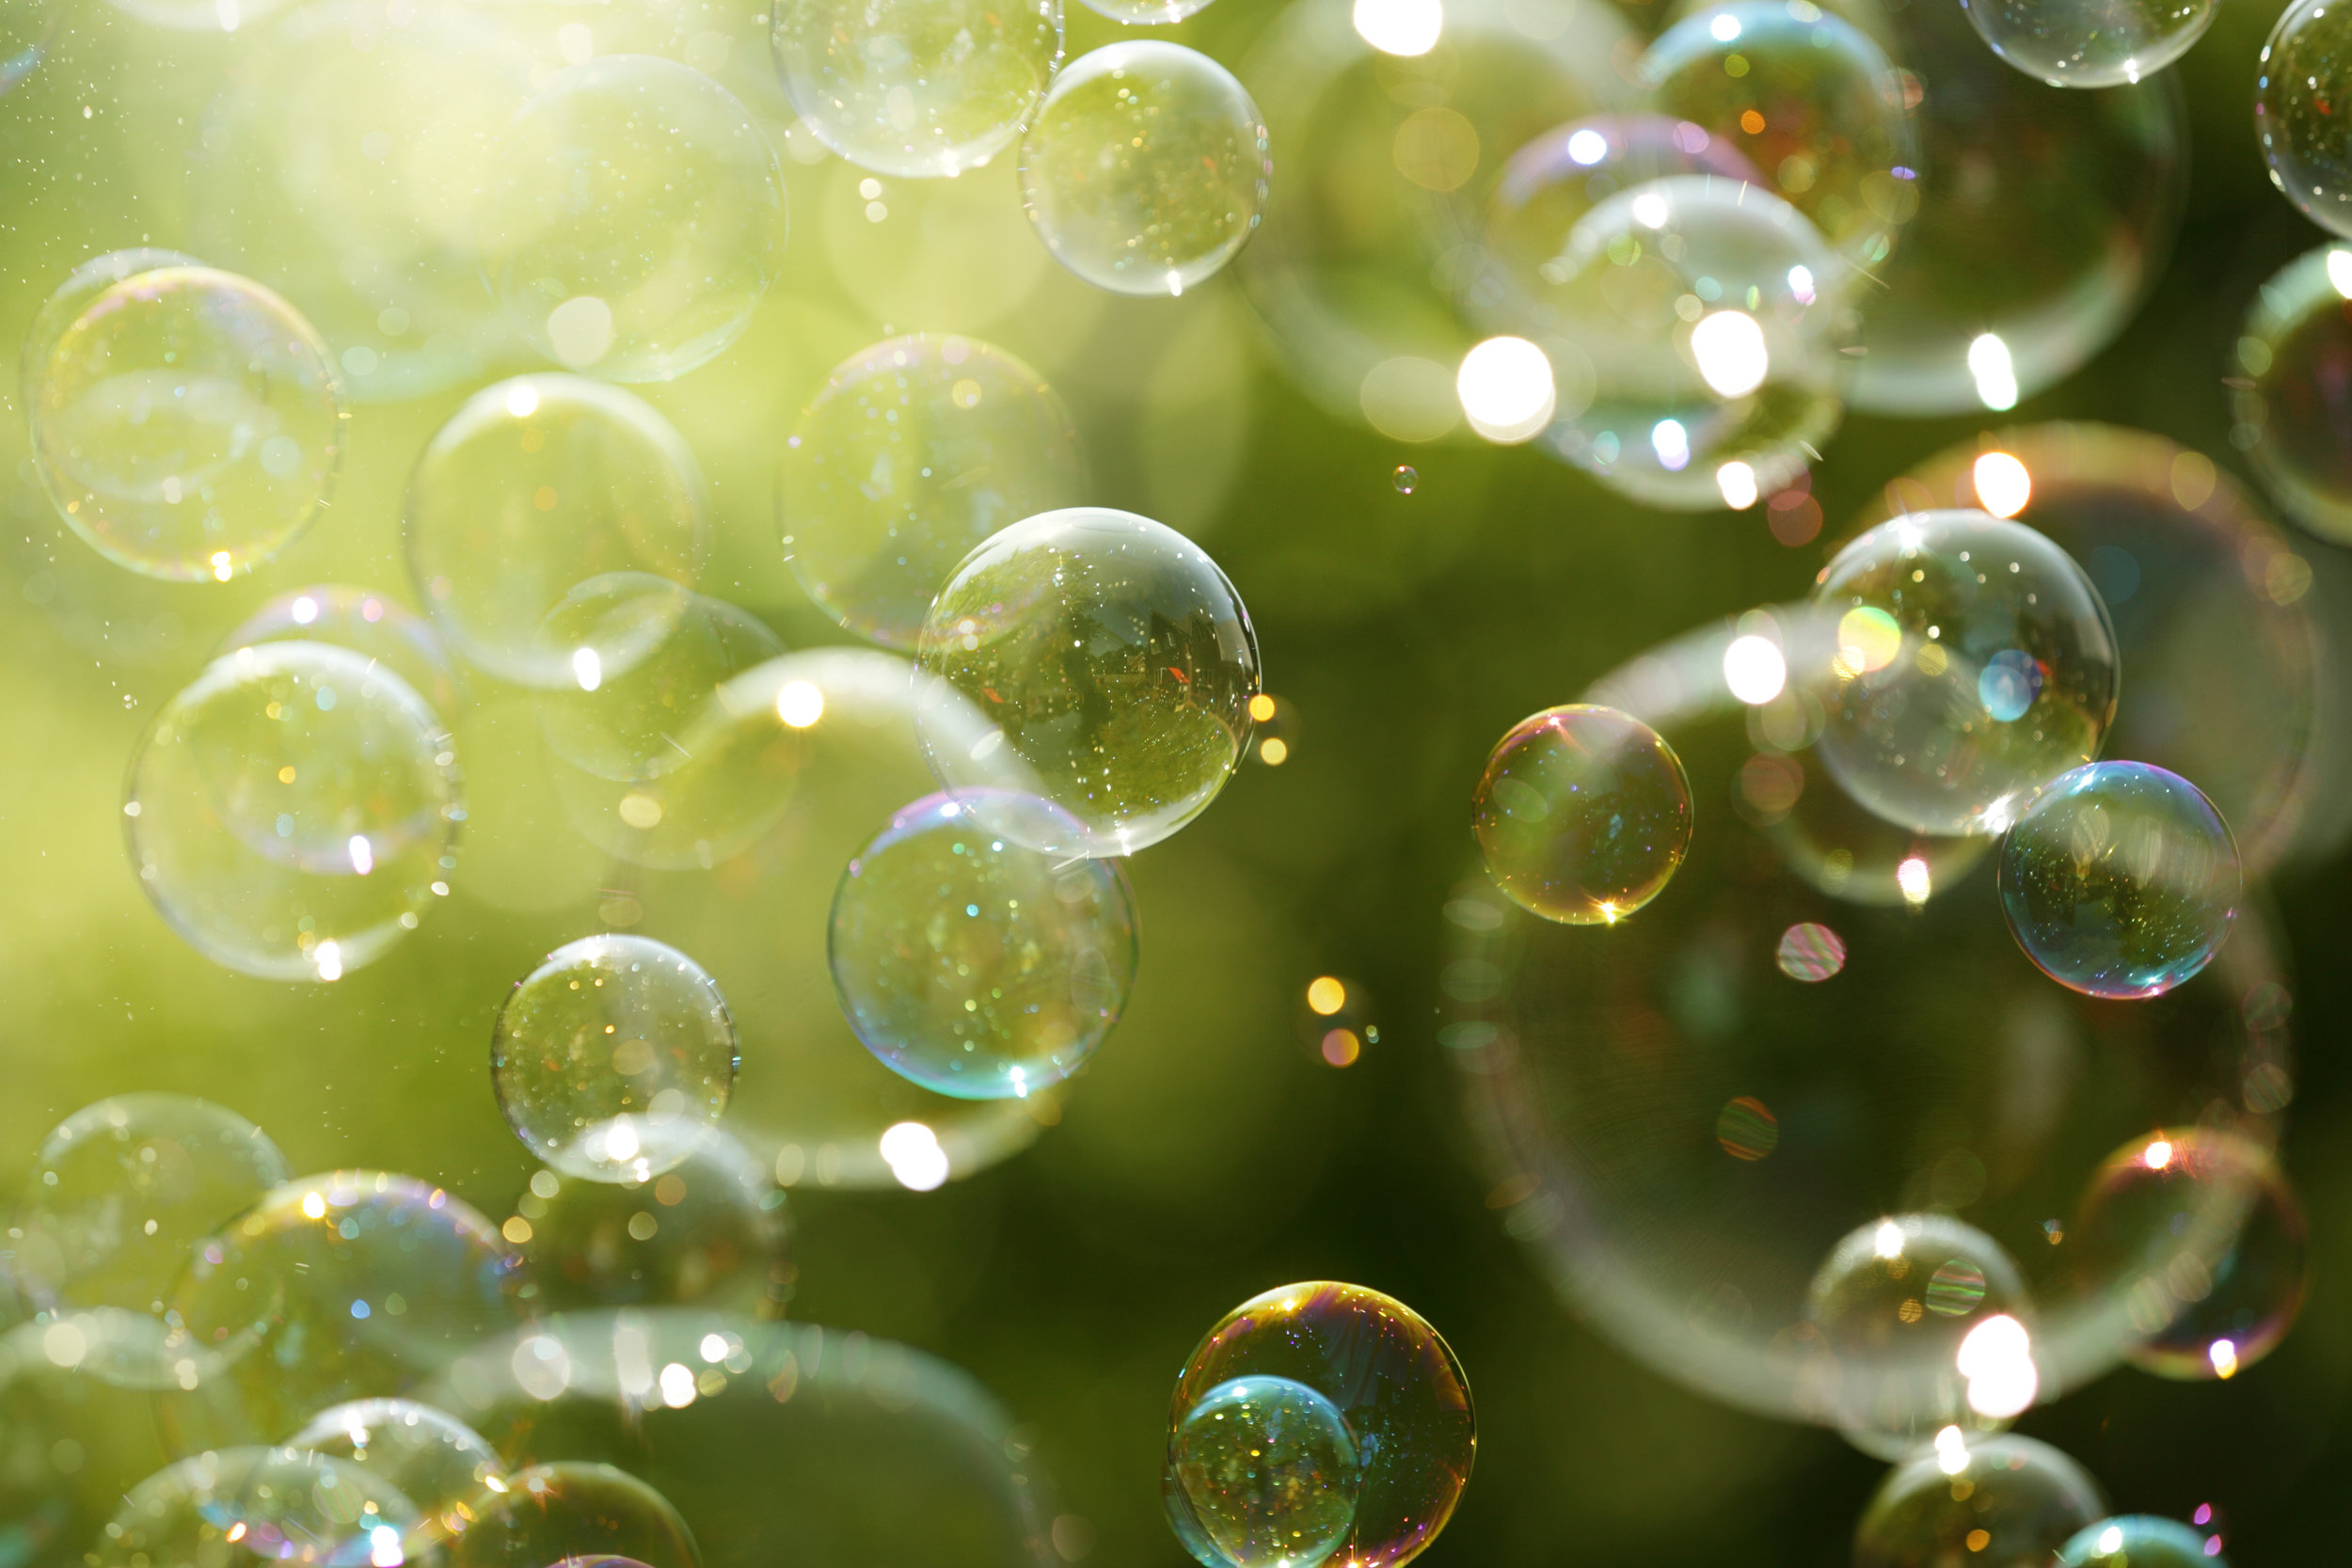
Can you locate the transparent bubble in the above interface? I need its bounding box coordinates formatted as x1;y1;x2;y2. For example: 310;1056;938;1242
2070;1128;2306;1383
221;585;467;726
89;1449;269;1568
1391;465;1418;494
232;1447;424;1568
1534;176;1851;509
1803;1212;2036;1456
829;792;1140;1100
1853;1433;2106;1568
164;1172;534;1453
1961;0;2213;87
405;375;708;688
125;642;463;983
1638;2;1918;265
771;0;1061;178
4;1096;290;1390
1843;0;2184;414
1736;740;1992;908
481;55;785;382
779;333;1087;650
492;935;740;1184
516;1131;793;1320
2059;1516;2227;1568
20;249;205;419
534;579;786;784
447;1463;695;1568
1999;763;2239;1001
1018;42;1269;297
30;266;344;582
914;507;1261;857
1809;511;2120;837
1168;1375;1359;1568
1169;1283;1472;1568
285;1400;507;1546
2233;245;2352;544
1471;704;1694;925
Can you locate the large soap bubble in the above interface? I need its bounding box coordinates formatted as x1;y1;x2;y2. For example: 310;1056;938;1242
1853;1433;2105;1568
482;55;786;382
1471;705;1693;925
1962;0;2215;87
2232;244;2352;544
1169;1375;1360;1568
21;248;204;416
125;642;462;983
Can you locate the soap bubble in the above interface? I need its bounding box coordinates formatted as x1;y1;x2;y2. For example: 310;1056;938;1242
163;1172;534;1452
2258;0;2352;243
221;586;468;726
125;642;463;983
1533;176;1852;509
779;333;1087;650
2233;245;2352;544
1735;738;1992;907
20;248;204;417
1998;763;2239;1001
4;1096;290;1390
1471;704;1693;925
1962;0;2214;87
481;55;786;382
88;1449;270;1568
516;1131;793;1320
1803;1212;2036;1455
405;374;709;688
1637;2;1918;264
1809;511;2120;836
1168;1375;1359;1568
29;265;345;582
1170;1283;1471;1568
915;508;1262;857
2070;1128;2306;1383
829;792;1140;1100
1852;1433;2106;1568
230;1447;425;1568
1018;42;1269;296
2059;1516;2227;1568
284;1400;506;1545
492;935;740;1184
771;0;1061;178
534;578;786;784
447;1462;696;1568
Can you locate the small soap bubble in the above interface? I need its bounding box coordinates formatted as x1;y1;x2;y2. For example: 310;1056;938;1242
445;1465;693;1568
1019;42;1270;296
1169;1376;1360;1568
1998;763;2239;1000
1853;1433;2106;1568
829;792;1139;1100
1773;921;1846;981
1714;1096;1779;1161
1963;0;2214;87
1391;466;1418;495
2058;1516;2228;1568
1471;705;1693;926
491;935;740;1184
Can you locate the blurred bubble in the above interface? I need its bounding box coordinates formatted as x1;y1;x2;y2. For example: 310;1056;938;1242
2070;1128;2306;1383
1961;0;2212;87
5;1095;290;1391
492;935;740;1184
2233;245;2352;544
2259;0;2352;241
125;643;462;983
1810;511;2119;837
1391;465;1418;494
1168;1375;1359;1568
448;1462;695;1568
482;55;785;382
2058;1516;2228;1568
779;334;1086;650
232;1446;424;1568
1638;1;1917;264
30;266;343;582
1852;1433;2106;1568
1169;1283;1471;1568
1019;42;1269;297
914;507;1261;858
89;1449;269;1568
1454;335;1556;444
1471;704;1693;925
535;580;785;784
1742;741;1992;907
1999;763;2239;1001
830;791;1139;1100
20;249;205;419
771;0;1061;178
220;586;468;727
516;1131;793;1320
286;1399;507;1547
405;375;708;689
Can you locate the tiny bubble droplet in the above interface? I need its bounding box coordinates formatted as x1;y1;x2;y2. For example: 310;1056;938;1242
1392;465;1419;495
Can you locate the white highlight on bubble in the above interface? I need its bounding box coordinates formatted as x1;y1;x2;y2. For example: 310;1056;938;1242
348;835;373;876
1874;1219;1906;1259
292;595;321;626
1709;11;1741;40
1957;1313;2039;1418
1933;1424;1970;1475
557;22;595;63
1631;191;1671;230
1352;0;1442;55
1566;128;1609;166
1650;420;1691;471
572;647;603;692
776;679;825;728
2145;1137;2175;1171
547;295;616;369
660;1361;697;1407
314;941;344;982
370;1526;405;1568
880;1121;950;1191
1717;461;1759;510
2099;1527;2126;1556
2209;1338;2239;1379
2328;250;2352;301
1692;310;1770;398
1897;855;1932;906
1973;451;2032;518
1787;264;1816;305
1968;333;2019;412
604;1117;642;1163
1457;337;1556;443
505;383;541;419
1724;634;1787;705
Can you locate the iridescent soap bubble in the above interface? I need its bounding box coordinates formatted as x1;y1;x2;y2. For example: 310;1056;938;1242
534;578;785;784
481;55;786;382
1169;1375;1359;1568
220;585;467;726
285;1400;505;1545
2233;245;2352;545
1018;42;1269;297
492;935;740;1184
778;334;1086;650
1962;0;2214;87
1470;705;1693;925
29;266;344;582
1853;1433;2106;1568
20;248;204;416
405;375;708;688
2070;1128;2306;1382
1810;511;2120;836
2258;0;2352;242
829;791;1140;1100
1998;763;2239;1000
914;507;1262;857
771;0;1061;178
1637;2;1917;265
2058;1516;2226;1568
125;642;462;983
5;1096;290;1390
1169;1283;1473;1568
447;1463;697;1568
231;1447;424;1568
1535;176;1852;509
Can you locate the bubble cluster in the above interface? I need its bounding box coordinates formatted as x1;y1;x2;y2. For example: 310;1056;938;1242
1471;705;1693;925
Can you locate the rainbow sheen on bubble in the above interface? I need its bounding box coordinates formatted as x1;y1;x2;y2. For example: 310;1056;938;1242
1169;1375;1360;1568
1852;1433;2106;1568
1471;704;1693;925
2232;245;2352;546
284;1399;506;1546
230;1446;423;1568
2058;1516;2228;1568
446;1463;696;1568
